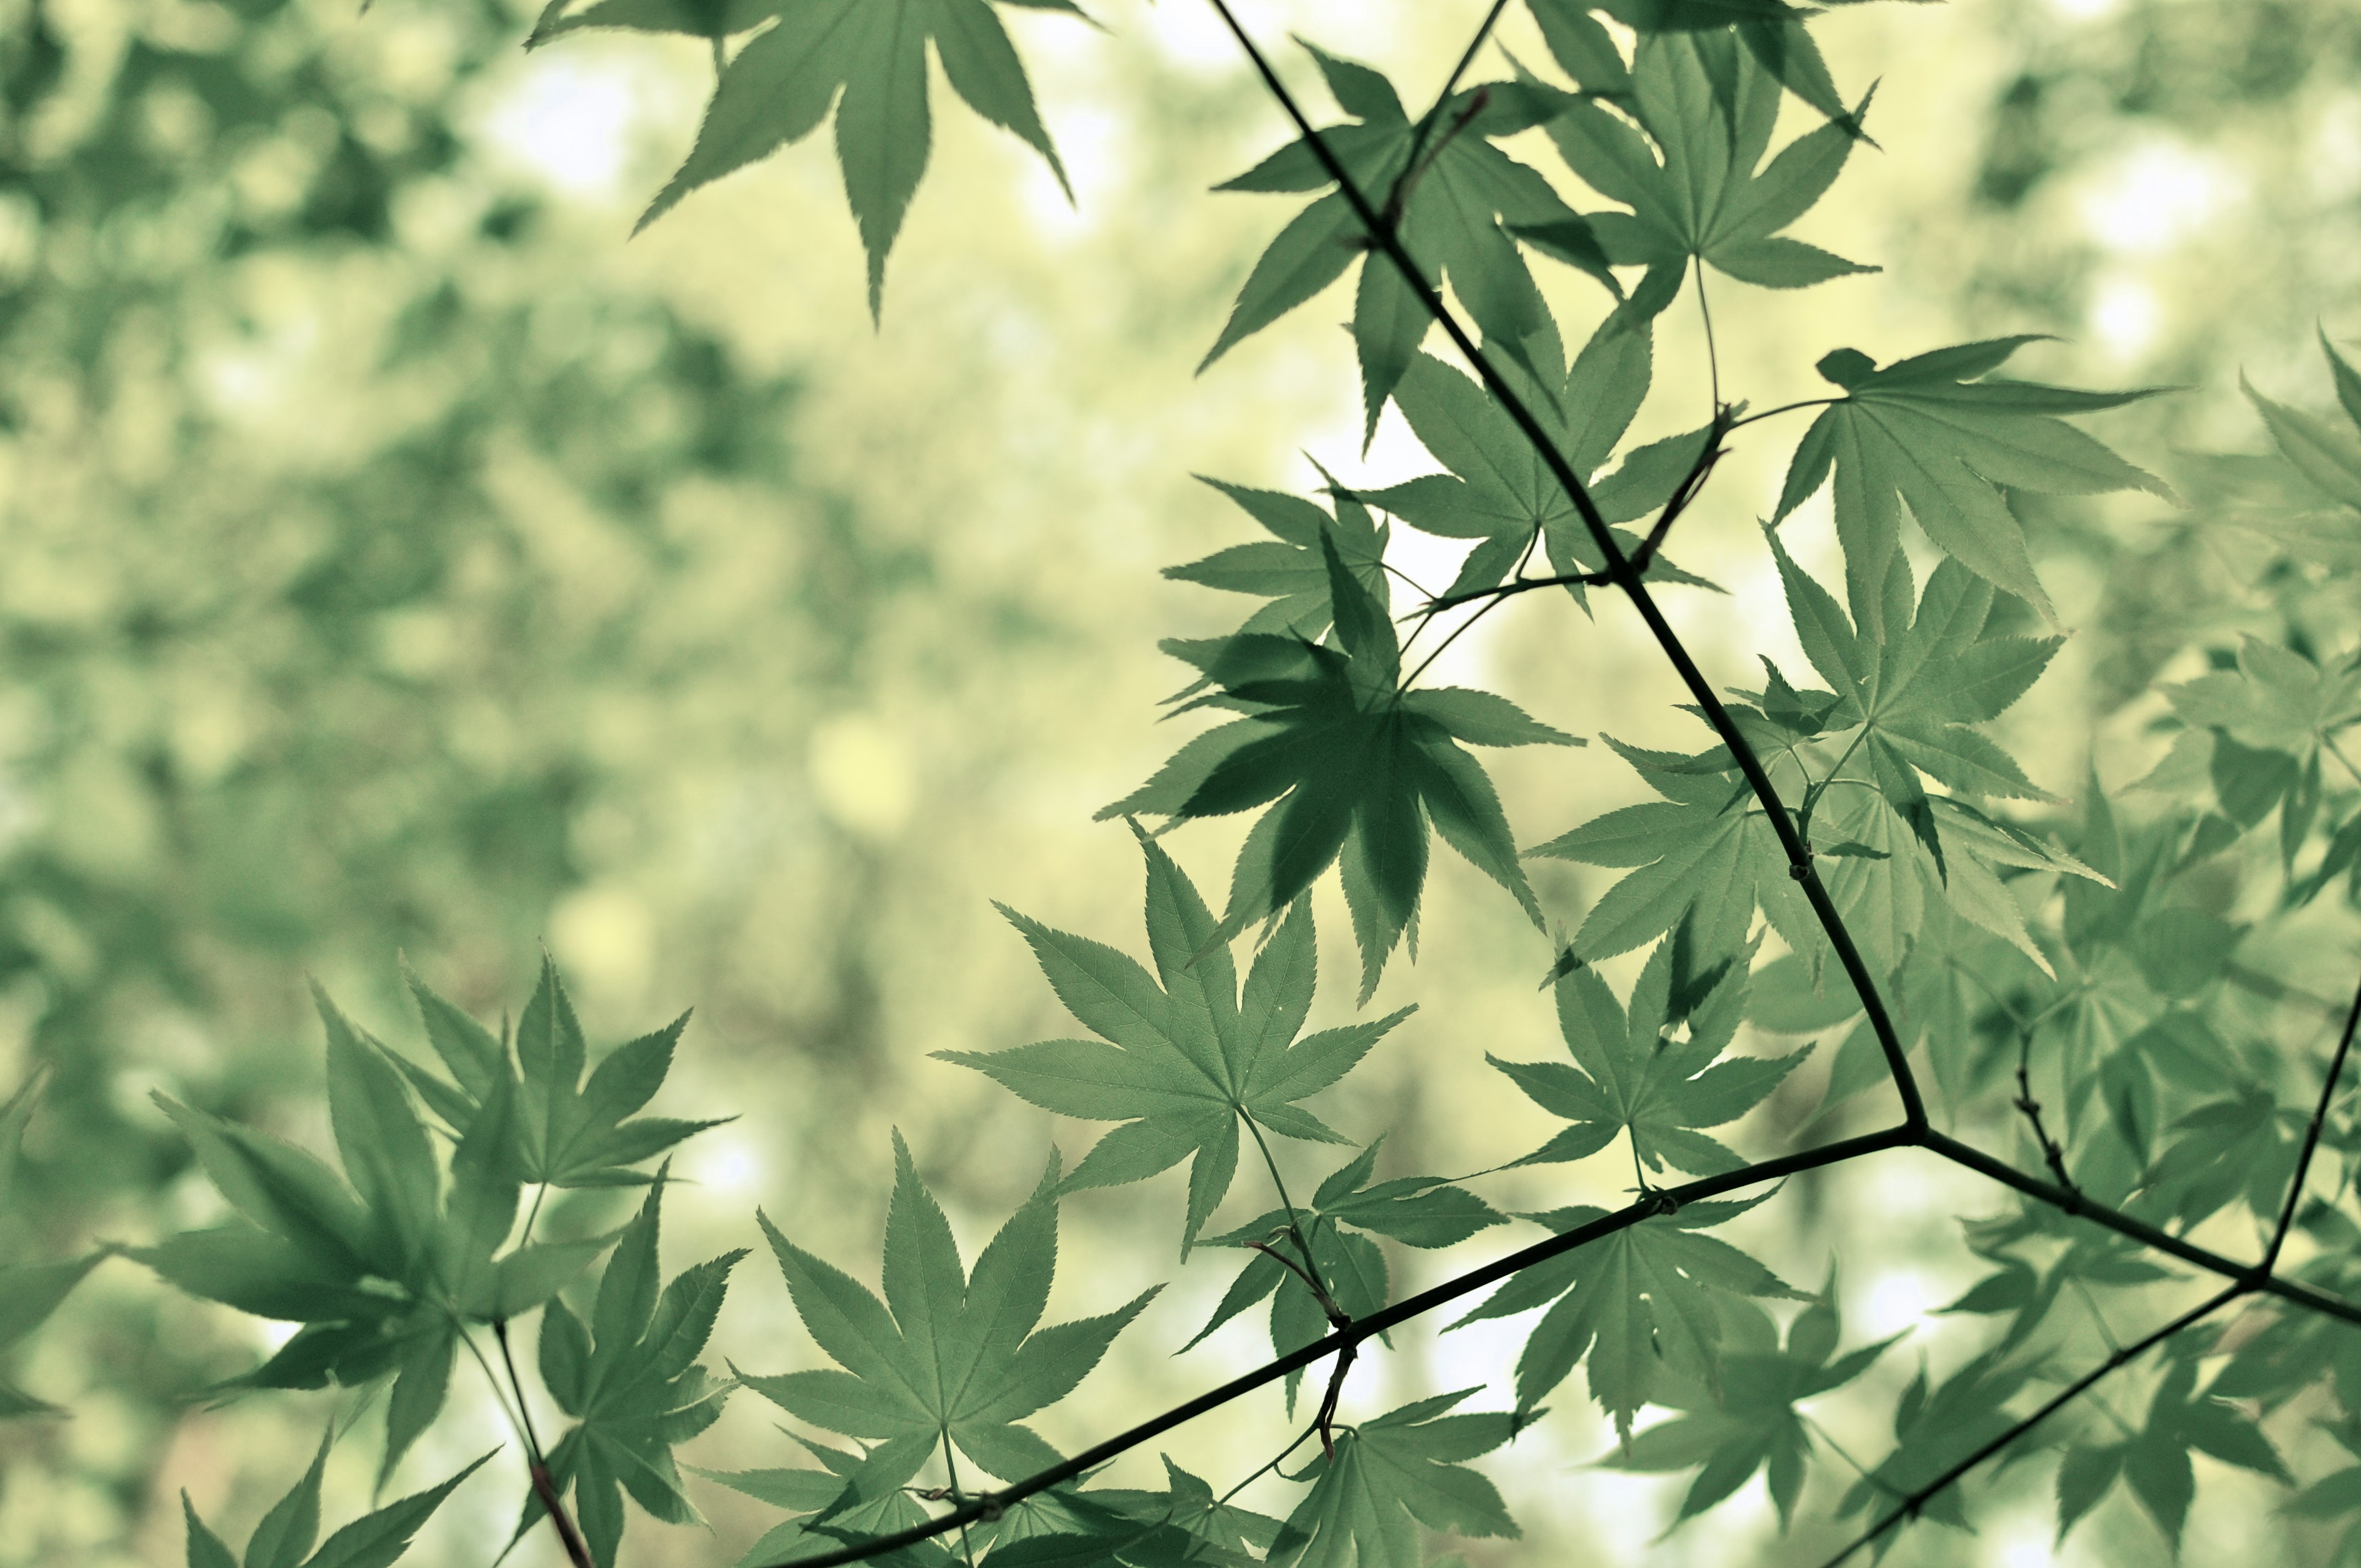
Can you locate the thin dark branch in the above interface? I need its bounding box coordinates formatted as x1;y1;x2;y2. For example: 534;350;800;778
1921;1127;2361;1326
765;1125;1918;1568
1381;0;1514;223
1814;1282;2246;1568
767;1104;2361;1568
1201;0;1929;1133
2265;965;2361;1269
492;1319;594;1568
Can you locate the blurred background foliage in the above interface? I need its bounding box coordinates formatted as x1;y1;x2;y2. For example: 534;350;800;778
0;0;2352;1564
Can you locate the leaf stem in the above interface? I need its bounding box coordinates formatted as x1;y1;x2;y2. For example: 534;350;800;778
472;1322;595;1568
1240;1111;1322;1286
1726;396;1842;432
1218;1421;1321;1508
940;1434;979;1568
1695;257;1722;416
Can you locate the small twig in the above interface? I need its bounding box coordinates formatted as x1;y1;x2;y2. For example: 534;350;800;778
1308;1342;1357;1460
2012;1035;2077;1200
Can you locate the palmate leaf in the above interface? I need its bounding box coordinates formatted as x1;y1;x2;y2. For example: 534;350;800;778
1774;336;2173;630
1672;537;2104;977
1356;328;1722;608
1086;1455;1287;1564
2052;1354;2289;1549
397;957;726;1189
1606;1268;1897;1529
946;832;1411;1252
1546;28;1873;309
1573;0;1869;130
183;1444;489;1568
1106;532;1578;997
1490;937;1806;1178
0;1253;106;1417
137;981;622;1482
1526;734;1818;971
619;0;1081;317
1836;1348;2033;1534
1166;476;1391;641
1265;1390;1519;1568
740;1136;1156;1494
1204;46;1613;440
521;1178;744;1568
700;1436;956;1568
1451;1196;1802;1438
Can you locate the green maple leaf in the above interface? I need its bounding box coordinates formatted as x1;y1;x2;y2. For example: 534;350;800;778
946;832;1411;1252
2161;633;2361;863
1489;935;1807;1178
1085;1456;1286;1564
1164;476;1391;640
0;1070;105;1419
1566;0;1871;131
1527;735;1816;970
1358;330;1722;607
1702;537;2104;976
1608;1269;1897;1529
1451;1197;1801;1438
1836;1349;2032;1532
524;1179;743;1568
1774;336;2172;629
396;957;726;1189
741;1136;1156;1500
628;0;1081;316
182;1440;488;1568
1548;29;1873;307
137;983;617;1482
1204;46;1611;440
2243;331;2361;511
1265;1390;1519;1568
2052;1355;2289;1550
1105;532;1578;996
0;1253;104;1418
698;1438;956;1568
1188;1141;1504;1409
